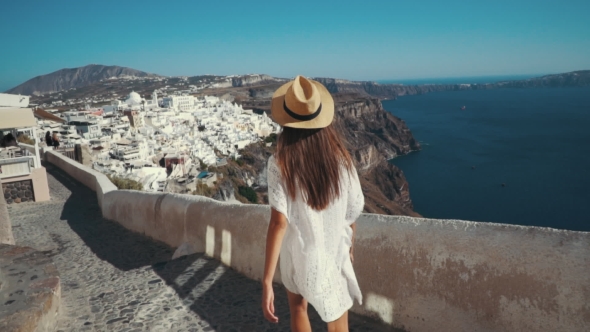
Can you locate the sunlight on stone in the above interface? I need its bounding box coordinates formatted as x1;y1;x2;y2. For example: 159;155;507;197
205;225;215;257
365;292;395;325
221;229;231;266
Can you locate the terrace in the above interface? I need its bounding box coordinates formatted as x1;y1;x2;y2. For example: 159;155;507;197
0;108;49;204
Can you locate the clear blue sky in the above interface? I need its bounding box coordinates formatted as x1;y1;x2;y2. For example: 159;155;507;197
1;0;589;91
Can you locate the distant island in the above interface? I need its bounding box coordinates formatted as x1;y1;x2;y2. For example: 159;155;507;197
6;64;589;99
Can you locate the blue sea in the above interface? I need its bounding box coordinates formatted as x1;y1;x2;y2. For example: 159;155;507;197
383;87;590;232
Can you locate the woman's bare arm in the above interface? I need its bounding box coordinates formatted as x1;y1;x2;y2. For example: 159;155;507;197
262;208;288;323
350;222;356;263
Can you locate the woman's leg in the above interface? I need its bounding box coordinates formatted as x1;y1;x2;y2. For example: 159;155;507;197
327;311;349;332
286;290;311;332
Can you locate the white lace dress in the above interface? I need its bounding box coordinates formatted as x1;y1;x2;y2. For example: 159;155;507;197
266;156;364;322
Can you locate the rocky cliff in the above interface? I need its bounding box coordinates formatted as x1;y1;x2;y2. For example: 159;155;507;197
335;97;420;159
205;97;421;216
333;97;420;215
231;74;286;87
7;64;160;95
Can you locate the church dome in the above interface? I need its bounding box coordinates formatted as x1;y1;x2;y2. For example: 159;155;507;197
126;91;143;105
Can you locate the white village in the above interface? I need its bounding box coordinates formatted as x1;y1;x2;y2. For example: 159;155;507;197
0;86;279;195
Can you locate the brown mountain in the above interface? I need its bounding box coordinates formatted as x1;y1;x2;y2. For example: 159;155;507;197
7;64;161;96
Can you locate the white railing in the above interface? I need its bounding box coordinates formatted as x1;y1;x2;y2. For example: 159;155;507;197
0;155;35;179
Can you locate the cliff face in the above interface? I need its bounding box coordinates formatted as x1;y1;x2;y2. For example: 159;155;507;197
7;64;160;96
231;74;285;87
333;97;420;215
335;97;420;159
206;97;421;217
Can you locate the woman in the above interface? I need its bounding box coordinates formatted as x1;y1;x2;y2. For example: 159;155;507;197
52;132;60;149
262;76;364;331
45;131;53;147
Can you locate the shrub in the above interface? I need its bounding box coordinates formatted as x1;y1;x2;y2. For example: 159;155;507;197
264;133;277;144
194;182;213;197
17;134;35;145
238;185;258;203
107;175;143;190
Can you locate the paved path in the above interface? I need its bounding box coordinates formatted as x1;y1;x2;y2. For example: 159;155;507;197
8;165;398;332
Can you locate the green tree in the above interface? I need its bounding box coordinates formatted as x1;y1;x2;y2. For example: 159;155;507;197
264;133;277;144
238;186;258;203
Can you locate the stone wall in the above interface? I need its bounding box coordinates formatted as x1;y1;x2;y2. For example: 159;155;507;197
2;179;34;204
0;191;14;245
45;149;590;332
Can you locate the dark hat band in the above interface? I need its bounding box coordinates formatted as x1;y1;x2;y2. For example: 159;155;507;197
283;100;322;121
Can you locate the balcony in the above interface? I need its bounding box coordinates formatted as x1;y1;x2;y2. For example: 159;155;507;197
1;107;50;203
0;147;36;179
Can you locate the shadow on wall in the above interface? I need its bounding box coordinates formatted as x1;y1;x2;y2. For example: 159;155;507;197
48;165;400;331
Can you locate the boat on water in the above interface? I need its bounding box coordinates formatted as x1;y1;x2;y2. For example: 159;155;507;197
461;105;466;110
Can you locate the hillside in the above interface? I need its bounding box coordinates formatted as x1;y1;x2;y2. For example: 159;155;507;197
7;64;161;96
201;97;422;216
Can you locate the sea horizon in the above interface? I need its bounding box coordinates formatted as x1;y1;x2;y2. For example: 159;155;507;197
377;73;546;86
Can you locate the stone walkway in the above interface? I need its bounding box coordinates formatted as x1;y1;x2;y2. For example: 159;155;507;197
7;165;399;331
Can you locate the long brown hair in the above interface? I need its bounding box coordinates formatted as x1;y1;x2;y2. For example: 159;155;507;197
275;124;353;210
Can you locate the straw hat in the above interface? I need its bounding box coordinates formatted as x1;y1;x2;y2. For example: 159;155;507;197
271;76;334;129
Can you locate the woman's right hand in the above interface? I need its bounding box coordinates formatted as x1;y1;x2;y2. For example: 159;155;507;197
262;283;278;323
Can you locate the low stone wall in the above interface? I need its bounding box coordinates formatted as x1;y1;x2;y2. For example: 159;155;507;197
45;150;117;208
0;244;61;332
0;191;14;245
2;179;34;204
47;150;590;332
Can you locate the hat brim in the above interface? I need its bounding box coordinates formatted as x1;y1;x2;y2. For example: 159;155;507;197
271;79;334;129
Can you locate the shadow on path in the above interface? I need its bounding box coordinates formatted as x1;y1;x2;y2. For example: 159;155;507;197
153;254;403;331
48;165;173;270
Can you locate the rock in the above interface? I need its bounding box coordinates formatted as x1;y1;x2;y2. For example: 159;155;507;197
14;198;21;204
